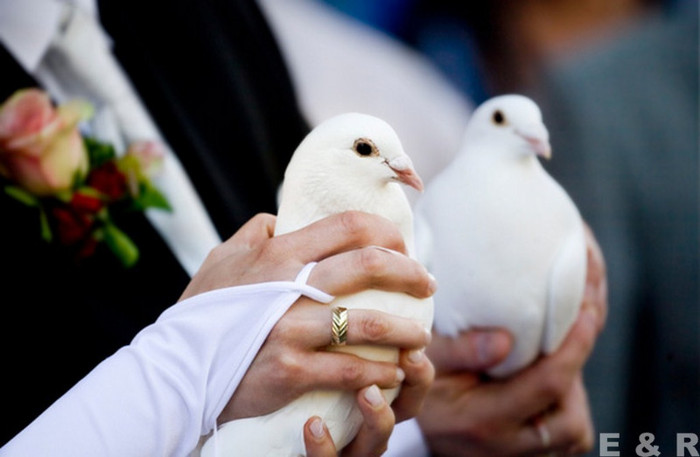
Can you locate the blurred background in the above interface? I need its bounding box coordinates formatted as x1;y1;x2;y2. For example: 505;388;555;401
316;0;689;101
261;0;698;454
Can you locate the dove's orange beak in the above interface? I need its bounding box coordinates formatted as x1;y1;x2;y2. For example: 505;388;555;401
516;124;552;160
387;156;424;192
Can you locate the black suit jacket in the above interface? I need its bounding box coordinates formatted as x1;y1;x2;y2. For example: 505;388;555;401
0;0;309;443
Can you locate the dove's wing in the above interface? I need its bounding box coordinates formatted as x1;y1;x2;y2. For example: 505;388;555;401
542;225;587;353
413;207;435;272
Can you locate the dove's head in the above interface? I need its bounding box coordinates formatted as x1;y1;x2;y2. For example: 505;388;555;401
466;94;552;160
276;113;423;237
289;112;424;193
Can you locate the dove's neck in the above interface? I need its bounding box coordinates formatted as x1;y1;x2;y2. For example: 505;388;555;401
276;176;417;257
458;137;544;172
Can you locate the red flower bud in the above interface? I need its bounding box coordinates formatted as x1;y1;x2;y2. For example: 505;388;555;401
71;192;104;213
51;206;94;246
87;161;127;200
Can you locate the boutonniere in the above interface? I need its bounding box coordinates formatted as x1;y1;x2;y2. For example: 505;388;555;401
0;88;171;267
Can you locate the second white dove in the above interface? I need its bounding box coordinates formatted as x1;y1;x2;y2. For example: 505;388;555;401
415;94;587;378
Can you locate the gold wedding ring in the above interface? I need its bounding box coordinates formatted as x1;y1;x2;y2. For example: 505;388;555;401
331;306;348;346
534;415;552;448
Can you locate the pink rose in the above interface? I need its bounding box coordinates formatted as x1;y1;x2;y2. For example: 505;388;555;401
0;89;91;196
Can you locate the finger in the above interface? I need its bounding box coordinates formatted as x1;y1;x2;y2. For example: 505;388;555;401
583;223;608;332
292;351;406;393
224;212;276;248
496;306;598;421
512;376;594;456
343;309;432;348
391;348;435;422
274;211;409;263
342;385;395;457
415;373;501;444
308;245;436;298
551;377;594;455
277;304;431;349
304;416;336;457
426;329;513;374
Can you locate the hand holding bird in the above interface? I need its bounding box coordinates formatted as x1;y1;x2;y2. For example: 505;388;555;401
202;113;434;456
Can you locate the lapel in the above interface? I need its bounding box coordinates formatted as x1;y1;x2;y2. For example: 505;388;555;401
97;0;310;239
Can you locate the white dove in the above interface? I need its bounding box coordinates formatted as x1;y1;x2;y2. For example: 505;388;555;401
202;112;434;456
414;94;587;378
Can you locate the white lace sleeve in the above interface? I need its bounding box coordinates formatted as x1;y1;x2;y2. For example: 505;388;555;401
0;263;333;457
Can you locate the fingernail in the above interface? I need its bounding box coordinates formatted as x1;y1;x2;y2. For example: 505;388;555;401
364;385;386;408
423;328;433;345
427;273;438;294
475;332;504;365
310;417;325;439
408;348;424;364
396;367;406;383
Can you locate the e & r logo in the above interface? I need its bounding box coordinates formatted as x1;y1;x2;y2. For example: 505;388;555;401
600;433;699;456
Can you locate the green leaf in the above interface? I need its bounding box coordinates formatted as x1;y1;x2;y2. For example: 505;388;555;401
102;222;140;268
74;186;103;199
54;189;74;203
133;181;172;211
39;208;52;242
4;185;39;207
84;136;116;168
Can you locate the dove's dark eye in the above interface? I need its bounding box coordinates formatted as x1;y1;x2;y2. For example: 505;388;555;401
353;138;378;157
492;110;506;126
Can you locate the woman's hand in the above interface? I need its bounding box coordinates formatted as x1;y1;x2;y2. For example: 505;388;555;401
181;211;435;429
180;211;435;301
417;224;607;456
303;385;395;457
305;347;435;457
